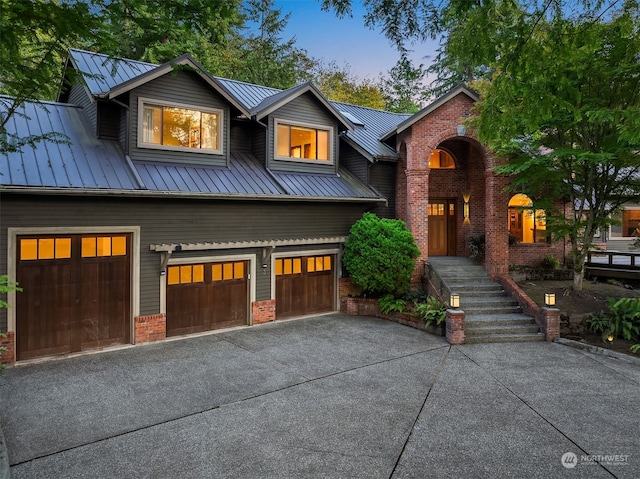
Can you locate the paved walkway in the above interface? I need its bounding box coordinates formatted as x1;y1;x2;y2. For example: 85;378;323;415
1;314;638;478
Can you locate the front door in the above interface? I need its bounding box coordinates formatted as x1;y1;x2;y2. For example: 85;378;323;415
428;199;457;256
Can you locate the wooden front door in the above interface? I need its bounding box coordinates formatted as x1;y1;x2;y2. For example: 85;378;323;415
16;234;131;361
428;199;457;256
166;260;248;337
275;255;335;319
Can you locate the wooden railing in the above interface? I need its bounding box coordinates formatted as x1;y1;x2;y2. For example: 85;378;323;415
585;250;640;281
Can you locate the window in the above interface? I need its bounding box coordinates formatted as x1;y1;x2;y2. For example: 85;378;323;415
275;121;331;162
20;237;72;260
81;236;127;257
429;149;455;169
167;264;205;285
508;194;547;243
139;99;222;153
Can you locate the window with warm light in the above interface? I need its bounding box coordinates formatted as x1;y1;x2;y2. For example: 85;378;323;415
275;120;332;162
139;98;222;153
428;149;456;169
508;194;547;243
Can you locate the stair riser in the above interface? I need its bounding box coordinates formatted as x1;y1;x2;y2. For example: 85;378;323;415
463;307;522;315
466;327;540;335
464;335;545;344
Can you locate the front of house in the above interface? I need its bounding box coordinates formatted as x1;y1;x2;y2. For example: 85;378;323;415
0;49;563;363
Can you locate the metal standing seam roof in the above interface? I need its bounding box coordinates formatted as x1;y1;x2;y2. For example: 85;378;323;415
0;99;141;190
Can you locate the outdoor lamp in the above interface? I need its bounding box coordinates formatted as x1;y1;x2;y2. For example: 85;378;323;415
456;124;466;136
463;193;471;224
544;293;556;307
449;294;460;309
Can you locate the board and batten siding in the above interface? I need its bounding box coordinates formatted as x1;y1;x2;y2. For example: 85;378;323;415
0;195;369;330
267;94;339;174
127;71;230;166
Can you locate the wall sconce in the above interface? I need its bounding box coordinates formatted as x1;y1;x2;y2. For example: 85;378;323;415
462;193;471;225
456;124;466;136
544;293;556;307
449;294;460;309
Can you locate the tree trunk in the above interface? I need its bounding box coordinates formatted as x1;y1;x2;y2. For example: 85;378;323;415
572;249;586;291
573;270;583;291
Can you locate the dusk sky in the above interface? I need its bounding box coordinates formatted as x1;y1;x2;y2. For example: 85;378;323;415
275;0;439;82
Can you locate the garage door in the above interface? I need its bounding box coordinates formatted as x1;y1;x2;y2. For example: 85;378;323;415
275;255;335;319
16;234;131;361
166;260;248;337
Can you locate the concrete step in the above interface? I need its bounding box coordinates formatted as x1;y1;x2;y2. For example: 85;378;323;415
465;314;537;326
462;305;522;315
464;332;546;344
466;322;540;336
461;297;519;308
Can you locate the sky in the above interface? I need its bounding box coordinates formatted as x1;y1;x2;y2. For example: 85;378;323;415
275;0;439;82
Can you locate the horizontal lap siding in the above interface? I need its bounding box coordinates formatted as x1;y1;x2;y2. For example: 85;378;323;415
370;161;397;219
129;71;230;166
68;84;97;134
0;195;369;329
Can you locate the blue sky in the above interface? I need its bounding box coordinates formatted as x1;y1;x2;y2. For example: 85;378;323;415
275;0;439;82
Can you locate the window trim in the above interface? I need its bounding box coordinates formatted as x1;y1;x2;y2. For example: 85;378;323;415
137;97;224;155
273;118;334;164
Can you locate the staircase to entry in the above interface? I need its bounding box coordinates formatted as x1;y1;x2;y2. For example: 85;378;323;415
427;256;545;343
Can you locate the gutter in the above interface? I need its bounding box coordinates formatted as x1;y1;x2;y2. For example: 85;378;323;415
0;186;387;204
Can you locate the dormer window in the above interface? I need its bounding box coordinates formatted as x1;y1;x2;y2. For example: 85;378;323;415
138;98;223;154
275;120;332;163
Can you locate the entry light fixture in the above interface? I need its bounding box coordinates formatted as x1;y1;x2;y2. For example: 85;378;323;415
449;294;460;309
544;293;556;307
463;193;471;225
456;124;466;136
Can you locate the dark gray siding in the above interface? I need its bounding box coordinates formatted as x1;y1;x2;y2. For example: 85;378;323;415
97;101;121;140
339;142;368;184
68;83;97;132
370;160;397;219
128;71;230;166
251;124;267;162
0;194;368;329
230;120;254;152
267;94;339;174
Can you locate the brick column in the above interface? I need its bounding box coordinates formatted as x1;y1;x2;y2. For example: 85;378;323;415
0;332;15;365
484;169;510;279
252;300;276;324
134;313;166;343
540;307;560;341
446;309;465;345
405;168;429;266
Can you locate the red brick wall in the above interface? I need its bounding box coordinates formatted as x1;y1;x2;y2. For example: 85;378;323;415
252;300;276;324
0;331;15;365
134;313;166;343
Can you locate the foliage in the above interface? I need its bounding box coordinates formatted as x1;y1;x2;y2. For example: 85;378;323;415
379;53;428;113
586;298;640;345
343;213;420;297
414;296;447;327
468;234;485;262
541;254;561;271
378;294;408;314
0;275;21;371
312;61;386;109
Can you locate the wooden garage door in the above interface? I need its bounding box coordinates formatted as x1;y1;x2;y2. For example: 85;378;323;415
166;260;248;337
275;255;335;319
16;234;131;361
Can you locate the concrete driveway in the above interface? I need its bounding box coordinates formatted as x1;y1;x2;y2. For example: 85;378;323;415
1;313;638;478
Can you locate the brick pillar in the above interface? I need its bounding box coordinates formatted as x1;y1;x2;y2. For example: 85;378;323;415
252;300;276;324
484;168;510;279
0;331;15;365
446;309;465;345
540;307;560;341
134;313;166;343
406;168;430;268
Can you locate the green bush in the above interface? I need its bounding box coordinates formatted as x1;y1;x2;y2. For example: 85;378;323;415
0;275;21;372
414;296;447;327
378;294;407;314
541;254;561;270
586;297;640;344
343;213;420;297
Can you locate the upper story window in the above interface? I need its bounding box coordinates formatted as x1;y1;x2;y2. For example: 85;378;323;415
138;98;223;154
429;149;456;169
275;120;332;163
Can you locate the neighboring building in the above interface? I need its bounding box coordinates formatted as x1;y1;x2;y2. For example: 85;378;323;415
0;49;562;363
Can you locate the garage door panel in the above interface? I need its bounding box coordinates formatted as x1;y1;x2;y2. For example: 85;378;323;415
16;234;131;361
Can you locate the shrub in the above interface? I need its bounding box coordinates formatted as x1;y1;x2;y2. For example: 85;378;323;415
343;213;420;297
468;234;485;262
586;298;640;344
414;296;447;327
0;275;21;371
378;294;407;314
541;254;561;270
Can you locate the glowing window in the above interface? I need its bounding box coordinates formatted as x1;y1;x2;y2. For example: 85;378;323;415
140;100;222;153
82;236;127;257
508;194;547;243
167;264;205;285
276;121;332;162
20;237;72;260
428;149;456;169
276;257;304;276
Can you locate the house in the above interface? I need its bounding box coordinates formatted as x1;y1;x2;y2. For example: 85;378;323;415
0;49;563;363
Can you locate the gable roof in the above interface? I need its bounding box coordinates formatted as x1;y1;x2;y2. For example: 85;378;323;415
66;49;250;116
380;84;479;141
